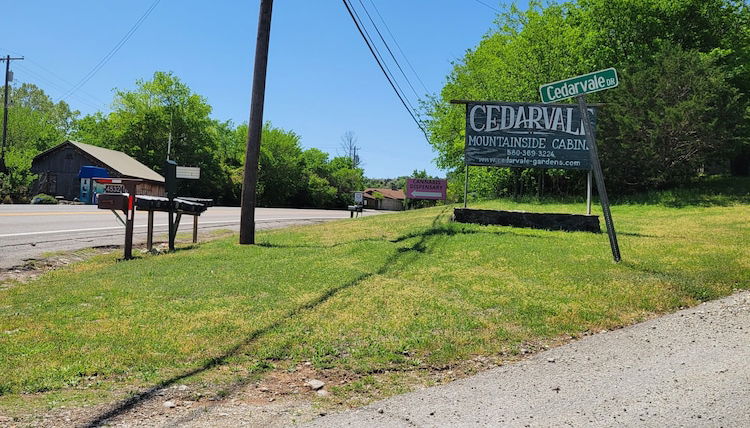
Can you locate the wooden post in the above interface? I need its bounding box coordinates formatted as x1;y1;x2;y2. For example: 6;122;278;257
147;211;154;251
240;0;274;245
192;215;198;244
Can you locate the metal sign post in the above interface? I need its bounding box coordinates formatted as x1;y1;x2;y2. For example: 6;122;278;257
577;95;621;262
165;160;177;251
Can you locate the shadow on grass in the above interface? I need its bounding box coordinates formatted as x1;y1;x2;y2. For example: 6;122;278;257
84;210;455;427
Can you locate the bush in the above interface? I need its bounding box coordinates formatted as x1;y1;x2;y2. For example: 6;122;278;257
31;194;58;205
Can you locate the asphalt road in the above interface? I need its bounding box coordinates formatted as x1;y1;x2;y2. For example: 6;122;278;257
0;204;373;269
305;290;750;427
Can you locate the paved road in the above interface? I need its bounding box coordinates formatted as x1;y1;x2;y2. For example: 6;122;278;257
0;204;374;269
306;291;750;427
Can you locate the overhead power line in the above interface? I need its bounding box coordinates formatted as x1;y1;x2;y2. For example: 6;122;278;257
367;0;430;94
472;0;501;13
341;0;429;140
58;0;161;103
346;1;417;117
356;0;421;100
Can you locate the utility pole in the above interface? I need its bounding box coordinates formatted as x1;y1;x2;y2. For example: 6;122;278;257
1;55;24;174
240;0;274;245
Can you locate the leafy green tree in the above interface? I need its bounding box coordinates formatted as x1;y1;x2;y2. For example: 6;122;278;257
425;0;750;195
73;71;228;199
0;83;78;202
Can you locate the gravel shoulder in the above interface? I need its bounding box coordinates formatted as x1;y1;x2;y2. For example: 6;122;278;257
305;290;750;427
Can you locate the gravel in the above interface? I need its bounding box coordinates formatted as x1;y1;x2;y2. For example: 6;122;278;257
304;290;750;427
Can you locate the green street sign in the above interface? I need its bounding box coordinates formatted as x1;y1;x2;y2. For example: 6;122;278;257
540;68;618;103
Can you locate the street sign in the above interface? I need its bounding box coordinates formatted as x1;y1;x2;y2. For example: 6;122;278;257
175;166;200;179
353;191;363;204
539;68;618;103
406;178;447;200
464;102;596;170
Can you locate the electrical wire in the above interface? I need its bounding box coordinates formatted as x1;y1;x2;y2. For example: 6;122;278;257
472;0;501;13
367;0;430;94
14;63;108;111
347;1;418;117
356;0;421;100
341;0;429;140
58;0;161;103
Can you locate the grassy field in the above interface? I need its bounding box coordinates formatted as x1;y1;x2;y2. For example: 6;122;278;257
1;177;748;414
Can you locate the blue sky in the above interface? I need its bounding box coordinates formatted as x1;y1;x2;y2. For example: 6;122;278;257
2;1;525;178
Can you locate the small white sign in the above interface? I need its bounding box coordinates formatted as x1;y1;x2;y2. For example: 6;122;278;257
176;166;200;180
105;184;125;193
353;191;363;204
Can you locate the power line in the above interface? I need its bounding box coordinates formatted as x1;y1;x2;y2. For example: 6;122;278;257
341;0;428;140
25;58;109;107
58;0;161;103
14;63;107;111
346;1;417;117
367;0;430;94
472;0;501;13
356;0;421;100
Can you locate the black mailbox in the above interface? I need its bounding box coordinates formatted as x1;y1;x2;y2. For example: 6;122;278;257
98;193;129;212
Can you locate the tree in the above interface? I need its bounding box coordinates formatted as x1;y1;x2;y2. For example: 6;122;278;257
424;0;750;195
339;131;362;168
72;71;228;200
0;83;78;202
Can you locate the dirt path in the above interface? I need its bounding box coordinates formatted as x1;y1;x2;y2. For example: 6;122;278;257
304;290;750;427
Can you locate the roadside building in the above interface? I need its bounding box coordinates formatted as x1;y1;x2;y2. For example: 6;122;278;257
31;140;165;201
362;188;405;211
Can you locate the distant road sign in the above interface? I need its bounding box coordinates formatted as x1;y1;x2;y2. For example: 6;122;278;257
175;166;200;180
540;68;618;103
407;178;447;200
353;191;363;204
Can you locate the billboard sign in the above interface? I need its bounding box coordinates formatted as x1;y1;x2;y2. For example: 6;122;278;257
464;102;596;170
406;178;447;200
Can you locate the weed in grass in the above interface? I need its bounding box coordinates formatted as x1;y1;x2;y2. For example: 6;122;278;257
0;186;748;420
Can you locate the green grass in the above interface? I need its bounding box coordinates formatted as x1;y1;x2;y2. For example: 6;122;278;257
1;178;748;414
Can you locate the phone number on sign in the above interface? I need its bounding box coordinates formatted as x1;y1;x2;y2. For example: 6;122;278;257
506;149;556;158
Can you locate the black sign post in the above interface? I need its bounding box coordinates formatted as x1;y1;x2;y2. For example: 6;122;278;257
164;159;177;251
576;95;620;262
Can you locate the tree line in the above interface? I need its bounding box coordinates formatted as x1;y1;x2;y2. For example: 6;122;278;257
425;0;750;198
0;72;365;206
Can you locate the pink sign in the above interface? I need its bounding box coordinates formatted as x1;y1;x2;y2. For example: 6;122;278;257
406;178;447;200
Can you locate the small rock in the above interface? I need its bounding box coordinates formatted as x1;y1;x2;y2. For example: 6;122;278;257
268;397;275;402
306;379;325;390
547;358;556;363
304;361;312;366
259;386;269;392
316;389;329;397
377;408;384;414
163;401;177;408
177;384;188;391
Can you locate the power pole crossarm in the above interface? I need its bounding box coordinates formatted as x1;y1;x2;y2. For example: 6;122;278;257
0;55;24;174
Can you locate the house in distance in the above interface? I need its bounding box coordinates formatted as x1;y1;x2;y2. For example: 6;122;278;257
31;140;165;201
361;188;405;211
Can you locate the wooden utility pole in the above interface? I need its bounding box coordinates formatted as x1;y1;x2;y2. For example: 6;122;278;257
1;55;24;174
240;0;274;245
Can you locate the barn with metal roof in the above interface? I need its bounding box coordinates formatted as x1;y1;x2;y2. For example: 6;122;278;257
31;140;165;201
